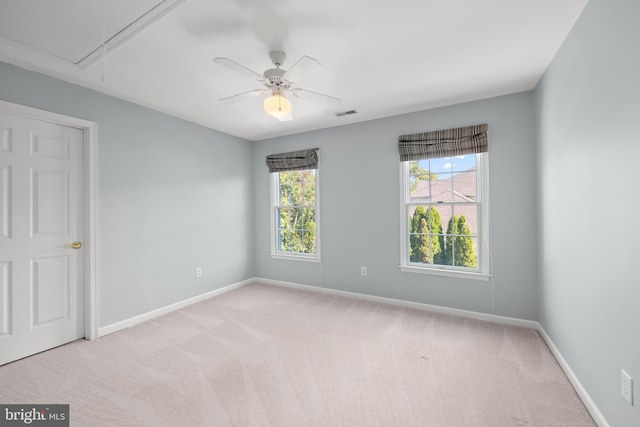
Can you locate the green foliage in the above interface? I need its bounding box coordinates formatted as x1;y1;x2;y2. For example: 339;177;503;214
441;214;478;267
454;215;478;267
409;206;443;264
442;215;457;266
277;170;317;254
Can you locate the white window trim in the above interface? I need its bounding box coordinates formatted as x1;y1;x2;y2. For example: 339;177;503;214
269;168;321;261
399;153;491;281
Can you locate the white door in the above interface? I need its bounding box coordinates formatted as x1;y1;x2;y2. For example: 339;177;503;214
0;111;85;366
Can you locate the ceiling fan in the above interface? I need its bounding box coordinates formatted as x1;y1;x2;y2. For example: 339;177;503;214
213;51;341;121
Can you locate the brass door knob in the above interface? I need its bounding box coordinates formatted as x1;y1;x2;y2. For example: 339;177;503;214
70;241;83;249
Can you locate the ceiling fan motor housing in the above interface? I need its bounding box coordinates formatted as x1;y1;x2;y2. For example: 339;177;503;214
263;67;290;94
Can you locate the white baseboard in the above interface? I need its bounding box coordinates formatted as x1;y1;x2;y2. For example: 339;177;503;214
254;277;609;427
255;277;539;329
536;327;610;427
97;278;254;337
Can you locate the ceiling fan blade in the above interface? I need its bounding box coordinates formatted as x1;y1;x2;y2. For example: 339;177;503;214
292;88;341;107
219;89;266;104
282;55;322;83
213;57;264;80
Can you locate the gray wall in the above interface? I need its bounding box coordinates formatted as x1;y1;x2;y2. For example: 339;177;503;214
253;92;539;320
534;0;640;425
0;61;255;327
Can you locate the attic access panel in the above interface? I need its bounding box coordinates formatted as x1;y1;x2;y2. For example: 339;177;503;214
0;0;184;67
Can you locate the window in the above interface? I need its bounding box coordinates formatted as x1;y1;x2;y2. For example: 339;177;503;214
398;125;490;279
266;148;320;261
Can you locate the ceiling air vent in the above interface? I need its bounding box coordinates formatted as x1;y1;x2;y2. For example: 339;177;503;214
335;110;358;117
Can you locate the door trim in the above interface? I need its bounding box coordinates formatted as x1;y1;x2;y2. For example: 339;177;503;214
0;99;97;340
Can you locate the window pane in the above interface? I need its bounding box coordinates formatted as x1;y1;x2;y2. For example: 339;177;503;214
443;213;478;269
409;176;431;202
408;205;445;264
409;159;432;179
277;207;302;229
453;170;476;202
409;160;436;201
453;154;476;172
302;207;316;225
279;171;304;206
434;204;453;235
431;173;453;203
279;183;294;205
442;213;456;267
453;236;478;268
278;228;317;254
276;206;316;254
430;157;454;174
301;229;316;254
301;169;316;205
454;205;478;236
279;170;297;187
279;229;301;253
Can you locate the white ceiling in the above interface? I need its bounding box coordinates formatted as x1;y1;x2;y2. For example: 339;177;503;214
0;0;588;141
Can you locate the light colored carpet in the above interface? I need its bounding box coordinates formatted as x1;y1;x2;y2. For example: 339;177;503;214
0;282;596;426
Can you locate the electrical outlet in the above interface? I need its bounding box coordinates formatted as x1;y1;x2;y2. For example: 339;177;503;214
621;369;634;405
360;266;367;276
195;267;202;278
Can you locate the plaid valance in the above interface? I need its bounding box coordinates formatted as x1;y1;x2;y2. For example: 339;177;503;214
398;124;488;161
265;148;319;173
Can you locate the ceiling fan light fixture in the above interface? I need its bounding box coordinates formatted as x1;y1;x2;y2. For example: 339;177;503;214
263;93;292;120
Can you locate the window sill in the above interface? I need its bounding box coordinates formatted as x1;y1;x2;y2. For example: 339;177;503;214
399;265;490;281
271;253;321;263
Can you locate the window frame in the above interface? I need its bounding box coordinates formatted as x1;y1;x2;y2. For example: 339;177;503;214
399;153;490;281
269;168;321;262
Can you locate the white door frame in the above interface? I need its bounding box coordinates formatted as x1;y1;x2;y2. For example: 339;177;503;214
0;99;98;340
